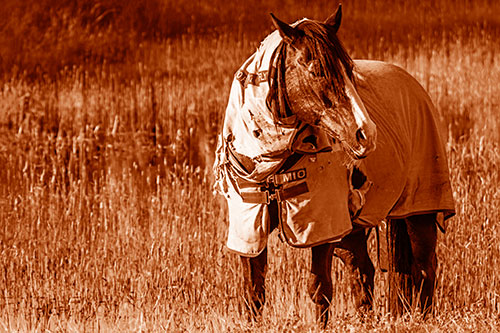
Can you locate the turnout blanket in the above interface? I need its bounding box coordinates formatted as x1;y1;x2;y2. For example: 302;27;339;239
352;60;455;227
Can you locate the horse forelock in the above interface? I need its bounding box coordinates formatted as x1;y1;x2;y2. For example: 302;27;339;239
294;20;354;96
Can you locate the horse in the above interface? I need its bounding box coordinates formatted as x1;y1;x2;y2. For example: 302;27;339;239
214;5;455;327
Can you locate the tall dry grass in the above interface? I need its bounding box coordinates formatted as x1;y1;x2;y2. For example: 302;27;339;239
0;0;499;331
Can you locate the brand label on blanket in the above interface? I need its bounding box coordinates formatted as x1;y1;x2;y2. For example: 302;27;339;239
271;168;307;185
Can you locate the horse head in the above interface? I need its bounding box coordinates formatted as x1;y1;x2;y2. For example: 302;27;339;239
270;5;376;159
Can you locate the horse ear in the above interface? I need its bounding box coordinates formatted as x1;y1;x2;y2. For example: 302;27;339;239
324;4;342;33
270;13;300;45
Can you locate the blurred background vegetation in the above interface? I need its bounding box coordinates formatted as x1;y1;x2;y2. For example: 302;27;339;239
1;0;499;78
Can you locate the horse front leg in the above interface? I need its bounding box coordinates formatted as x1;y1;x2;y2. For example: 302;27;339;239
334;227;375;314
309;242;334;327
240;248;268;319
239;200;279;320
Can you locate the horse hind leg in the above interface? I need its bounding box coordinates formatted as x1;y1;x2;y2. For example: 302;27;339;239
333;227;375;314
406;213;438;316
387;218;413;315
309;243;335;328
387;214;437;316
240;248;268;319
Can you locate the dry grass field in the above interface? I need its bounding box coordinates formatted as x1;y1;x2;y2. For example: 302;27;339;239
0;0;499;331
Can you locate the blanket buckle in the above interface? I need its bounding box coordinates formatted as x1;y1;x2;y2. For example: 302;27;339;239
263;189;272;205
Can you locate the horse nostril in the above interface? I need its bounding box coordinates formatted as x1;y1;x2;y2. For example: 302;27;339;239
356;128;367;143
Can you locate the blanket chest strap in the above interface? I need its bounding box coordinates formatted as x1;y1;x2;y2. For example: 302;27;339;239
240;182;309;204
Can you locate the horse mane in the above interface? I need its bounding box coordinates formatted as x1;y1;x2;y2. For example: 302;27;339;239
295;19;355;95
